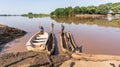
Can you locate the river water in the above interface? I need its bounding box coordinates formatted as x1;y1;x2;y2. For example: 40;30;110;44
0;16;120;55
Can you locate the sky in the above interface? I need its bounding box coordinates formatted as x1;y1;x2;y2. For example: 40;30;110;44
0;0;120;14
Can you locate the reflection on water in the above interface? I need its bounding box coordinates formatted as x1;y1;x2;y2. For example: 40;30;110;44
51;17;120;28
0;16;120;55
107;16;114;21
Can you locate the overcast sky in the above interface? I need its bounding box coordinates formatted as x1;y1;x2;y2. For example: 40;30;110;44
0;0;119;14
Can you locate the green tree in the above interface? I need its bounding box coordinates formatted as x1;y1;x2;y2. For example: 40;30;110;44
73;6;81;14
50;11;55;15
54;8;65;17
87;6;97;14
50;2;120;17
66;7;73;16
96;4;109;14
110;2;120;13
80;7;87;14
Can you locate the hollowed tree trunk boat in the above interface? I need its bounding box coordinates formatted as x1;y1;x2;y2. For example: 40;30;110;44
66;32;79;52
60;31;69;53
60;24;79;53
46;32;55;55
26;24;55;55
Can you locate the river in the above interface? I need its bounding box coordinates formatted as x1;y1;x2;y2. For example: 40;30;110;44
0;16;120;56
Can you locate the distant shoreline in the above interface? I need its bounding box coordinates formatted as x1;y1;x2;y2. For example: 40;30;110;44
0;15;20;16
0;13;120;18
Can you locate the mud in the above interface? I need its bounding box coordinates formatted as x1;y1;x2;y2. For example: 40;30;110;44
0;24;26;45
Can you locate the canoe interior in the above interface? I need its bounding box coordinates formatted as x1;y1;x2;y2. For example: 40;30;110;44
61;32;68;50
46;33;55;54
61;32;79;53
26;32;55;55
67;32;79;51
31;32;48;46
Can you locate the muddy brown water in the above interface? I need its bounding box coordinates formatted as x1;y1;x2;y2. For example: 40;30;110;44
0;16;120;56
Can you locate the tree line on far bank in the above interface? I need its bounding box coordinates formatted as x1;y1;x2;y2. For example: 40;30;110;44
21;13;49;18
50;2;120;17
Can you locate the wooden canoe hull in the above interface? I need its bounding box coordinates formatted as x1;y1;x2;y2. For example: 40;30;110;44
46;33;55;55
26;32;55;55
66;32;79;52
60;32;69;53
60;32;79;54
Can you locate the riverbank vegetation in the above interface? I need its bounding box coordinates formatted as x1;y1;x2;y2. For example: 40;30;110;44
21;13;50;18
51;2;120;17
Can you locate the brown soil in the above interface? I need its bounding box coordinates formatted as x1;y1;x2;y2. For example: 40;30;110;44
0;24;26;45
0;51;70;67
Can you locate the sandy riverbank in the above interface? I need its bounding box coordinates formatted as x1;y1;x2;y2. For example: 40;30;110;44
0;51;120;67
60;53;120;67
